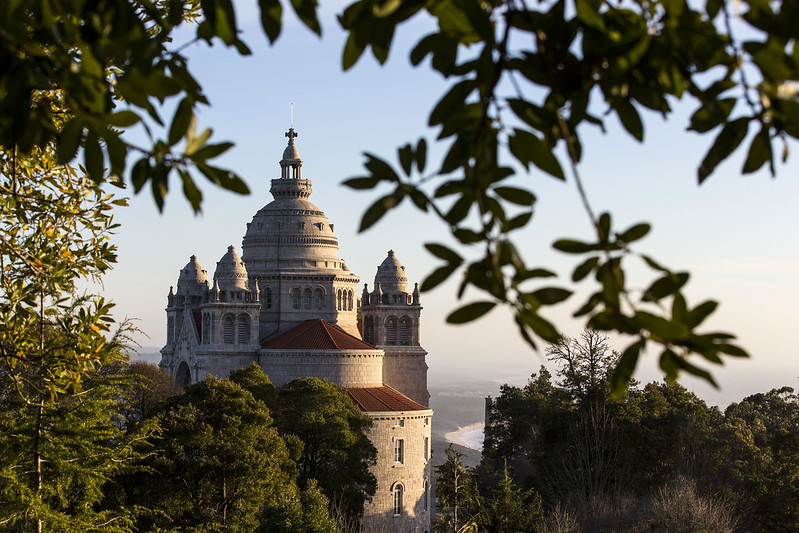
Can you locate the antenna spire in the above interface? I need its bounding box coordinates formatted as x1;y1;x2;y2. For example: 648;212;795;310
290;103;294;129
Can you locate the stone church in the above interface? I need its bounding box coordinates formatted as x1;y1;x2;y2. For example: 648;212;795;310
160;128;433;531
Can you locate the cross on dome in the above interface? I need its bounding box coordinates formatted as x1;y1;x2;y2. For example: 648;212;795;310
285;127;298;142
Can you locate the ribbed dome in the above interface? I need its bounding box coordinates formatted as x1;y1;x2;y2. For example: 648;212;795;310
214;245;249;290
241;129;346;272
375;250;408;293
176;255;208;296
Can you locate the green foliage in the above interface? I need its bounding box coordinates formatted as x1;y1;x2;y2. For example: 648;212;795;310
339;0;799;391
479;334;799;530
476;463;543;533
129;375;297;531
229;363;277;408
0;0;323;212
258;479;336;533
435;445;480;533
0;364;151;532
274;377;377;521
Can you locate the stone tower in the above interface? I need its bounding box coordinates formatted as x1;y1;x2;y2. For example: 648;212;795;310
360;251;429;406
160;128;433;532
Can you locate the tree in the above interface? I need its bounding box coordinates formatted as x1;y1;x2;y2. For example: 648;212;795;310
118;360;181;426
2;0;796;393
0;140;146;531
546;330;616;403
0;362;150;533
273;377;377;521
128;375;297;532
435;445;480;533
476;462;543;533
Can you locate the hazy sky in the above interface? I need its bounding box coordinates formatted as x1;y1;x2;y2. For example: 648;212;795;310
103;3;799;406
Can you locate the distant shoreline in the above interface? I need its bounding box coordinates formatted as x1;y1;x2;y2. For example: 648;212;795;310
445;422;484;451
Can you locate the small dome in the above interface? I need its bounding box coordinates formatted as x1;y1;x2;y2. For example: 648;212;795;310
214;245;249;290
282;142;301;161
176;255;208;296
374;250;408;294
281;127;301;162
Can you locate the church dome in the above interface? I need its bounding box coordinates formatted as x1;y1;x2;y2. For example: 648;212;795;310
176;255;208;296
241;129;347;272
214;245;249;290
375;250;408;294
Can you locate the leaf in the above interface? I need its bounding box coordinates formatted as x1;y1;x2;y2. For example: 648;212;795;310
685;300;718;327
168;98;193;146
531;287;572;305
508;129;565;180
290;0;321;35
191;142;234;161
642;272;689;302
359;193;402;232
610;339;645;397
493;186;536;206
425;243;463;263
575;0;605;30
697;117;750;183
363;154;401;182
420;263;459;291
572;256;599;282
553;239;595;254
447;301;497;324
258;0;283;43
342;176;380;190
634;311;690;341
617;223;650;243
614;99;644;142
342;32;366;71
84;130;104;182
429;80;475;126
398;144;413;175
107;110;141;128
742;125;773;174
416;138;427;173
57;117;83;165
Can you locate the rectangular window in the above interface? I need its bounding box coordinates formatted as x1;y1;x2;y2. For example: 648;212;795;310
394;439;404;464
424;436;429;460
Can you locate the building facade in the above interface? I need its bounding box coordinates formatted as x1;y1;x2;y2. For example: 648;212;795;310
160;128;432;532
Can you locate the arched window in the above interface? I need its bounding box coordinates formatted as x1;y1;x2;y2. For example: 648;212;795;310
399;317;410;345
291;288;300;309
237;315;250;344
264;288;272;309
424;436;429;460
393;484;403;516
303;288;312;309
223;315;234;344
337;289;343;310
314;288;324;309
176;361;191;388
423;479;429;512
364;316;374;344
202;314;210;344
348;290;353;311
167;316;174;344
385;318;397;345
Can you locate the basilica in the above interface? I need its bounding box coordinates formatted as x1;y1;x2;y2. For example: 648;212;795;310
160;128;432;531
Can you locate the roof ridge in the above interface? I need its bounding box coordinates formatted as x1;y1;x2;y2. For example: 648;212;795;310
319;319;340;349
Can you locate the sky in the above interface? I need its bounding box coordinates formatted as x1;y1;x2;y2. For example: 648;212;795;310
103;2;799;407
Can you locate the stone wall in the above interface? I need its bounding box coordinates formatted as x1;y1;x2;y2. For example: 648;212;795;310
259;349;384;387
362;411;433;533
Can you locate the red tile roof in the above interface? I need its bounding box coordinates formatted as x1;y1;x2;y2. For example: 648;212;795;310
261;319;376;350
347;386;429;412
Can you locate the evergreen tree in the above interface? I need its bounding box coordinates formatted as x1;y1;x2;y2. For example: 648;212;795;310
435;445;480;533
477;463;543;533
